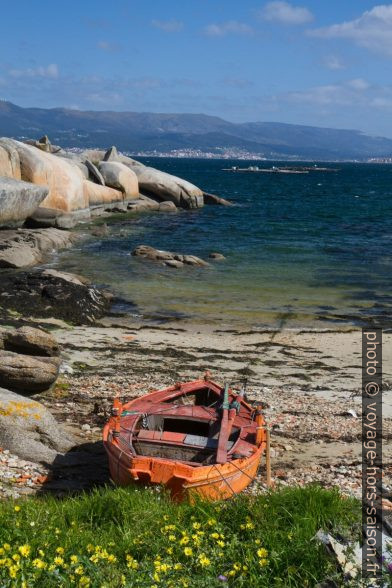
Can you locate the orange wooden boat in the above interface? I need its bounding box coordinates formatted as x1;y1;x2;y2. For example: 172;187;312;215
103;376;267;501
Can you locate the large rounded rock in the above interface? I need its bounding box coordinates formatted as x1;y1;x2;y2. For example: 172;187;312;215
133;166;204;209
4;326;59;357
0;350;60;394
0;387;74;462
4;139;89;214
98;161;139;199
0;178;49;229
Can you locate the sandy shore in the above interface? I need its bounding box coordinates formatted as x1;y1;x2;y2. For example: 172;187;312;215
1;317;388;500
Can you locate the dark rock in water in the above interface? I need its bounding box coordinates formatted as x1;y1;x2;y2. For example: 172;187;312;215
0;386;74;462
0;269;112;325
90;223;109;237
103;145;120;162
85;159;105;185
0;350;60;394
203;192;233;206
209;252;226;260
4;326;59;357
133;245;209;267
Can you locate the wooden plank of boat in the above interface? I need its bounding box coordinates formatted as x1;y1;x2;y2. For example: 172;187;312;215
102;377;267;501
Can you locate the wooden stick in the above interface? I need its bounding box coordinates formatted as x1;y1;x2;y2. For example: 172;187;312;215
266;428;272;488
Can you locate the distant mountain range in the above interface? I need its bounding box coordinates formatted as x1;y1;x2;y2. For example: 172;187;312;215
0;100;392;160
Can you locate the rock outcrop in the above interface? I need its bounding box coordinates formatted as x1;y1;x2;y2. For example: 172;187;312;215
132;245;209;268
0;387;74;462
0;269;112;324
0;228;74;268
0;177;49;228
66;146;205;209
0;138;142;224
0;350;60;394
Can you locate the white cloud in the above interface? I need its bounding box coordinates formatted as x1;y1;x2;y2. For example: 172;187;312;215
260;1;313;25
323;55;346;70
9;64;59;79
203;21;254;37
282;78;392;111
347;78;370;91
97;41;121;53
151;19;183;32
309;5;392;57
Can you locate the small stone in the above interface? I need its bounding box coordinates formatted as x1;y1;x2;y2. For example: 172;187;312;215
81;424;91;431
209;252;226;260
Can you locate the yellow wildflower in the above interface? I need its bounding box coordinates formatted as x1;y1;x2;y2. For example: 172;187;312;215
38;549;45;557
75;565;84;575
107;554;117;563
126;554;139;570
210;532;220;540
3;544;10;551
198;554;211;567
179;536;189;545
14;506;21;512
18;544;31;557
166;547;173;555
32;558;47;569
56;547;65;554
259;558;269;567
9;565;18;579
192;522;201;530
153;572;160;582
54;556;65;566
217;540;225;547
174;563;182;570
70;555;79;564
257;548;268;558
86;544;94;553
184;547;193;557
207;518;216;526
12;554;21;562
168;534;176;542
79;577;91;587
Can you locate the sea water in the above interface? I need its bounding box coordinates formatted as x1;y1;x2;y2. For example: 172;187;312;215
53;159;392;329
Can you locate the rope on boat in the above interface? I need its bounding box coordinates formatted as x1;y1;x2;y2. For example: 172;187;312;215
210;464;236;497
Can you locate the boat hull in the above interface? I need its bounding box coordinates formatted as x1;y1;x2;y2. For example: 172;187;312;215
103;430;265;501
103;378;266;501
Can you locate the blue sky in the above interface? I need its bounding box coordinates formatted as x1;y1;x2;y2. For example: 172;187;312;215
1;1;392;135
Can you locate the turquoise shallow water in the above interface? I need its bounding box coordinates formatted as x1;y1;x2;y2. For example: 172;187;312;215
53;159;392;329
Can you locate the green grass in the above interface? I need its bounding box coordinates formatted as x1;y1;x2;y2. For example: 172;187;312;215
0;484;360;587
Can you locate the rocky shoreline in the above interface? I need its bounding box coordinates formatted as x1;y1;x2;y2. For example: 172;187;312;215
0;135;390;506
